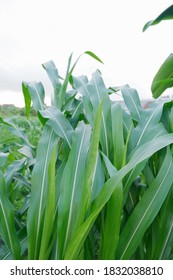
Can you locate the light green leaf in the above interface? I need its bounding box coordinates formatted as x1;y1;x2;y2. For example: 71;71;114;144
84;51;104;64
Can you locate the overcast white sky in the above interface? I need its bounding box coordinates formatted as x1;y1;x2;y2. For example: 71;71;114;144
0;0;173;107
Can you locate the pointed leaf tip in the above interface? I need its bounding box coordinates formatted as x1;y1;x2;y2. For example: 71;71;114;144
143;5;173;32
85;51;104;64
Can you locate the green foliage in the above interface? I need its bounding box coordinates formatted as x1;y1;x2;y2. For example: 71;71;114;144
1;52;173;260
143;5;173;32
143;5;173;98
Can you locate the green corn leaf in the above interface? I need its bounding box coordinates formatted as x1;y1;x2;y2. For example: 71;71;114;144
151;54;173;98
42;60;62;108
84;51;104;64
123;111;133;136
56;53;73;109
143;5;173;32
57;121;91;259
90;153;105;203
101;151;117;177
100;182;123;259
153;188;173;259
4;158;26;188
77;101;103;226
0;117;33;148
90;70;112;157
0;170;21;259
22;81;45;112
27;125;58;259
73;75;93;125
123;161;147;202
40;106;74;149
116;148;173;260
0;227;28;260
111;103;124;169
70;51;103;76
99;154;123;260
74;70;112;157
128;102;164;153
0;152;9;169
39;146;57;259
22;82;31;118
42;60;62;92
64;133;173;259
121;85;143;122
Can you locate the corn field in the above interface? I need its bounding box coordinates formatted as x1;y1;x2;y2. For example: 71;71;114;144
1;5;173;260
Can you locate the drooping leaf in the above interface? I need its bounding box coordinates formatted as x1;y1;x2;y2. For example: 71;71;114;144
40;106;74;149
151;54;173;98
22;81;45;112
128;102;164;154
84;51;104;64
42;60;62;92
143;5;173;32
121;85;143;122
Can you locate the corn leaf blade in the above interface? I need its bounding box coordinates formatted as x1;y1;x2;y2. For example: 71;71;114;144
116;148;173;260
143;5;173;32
27;125;58;259
0;170;21;259
57;121;91;258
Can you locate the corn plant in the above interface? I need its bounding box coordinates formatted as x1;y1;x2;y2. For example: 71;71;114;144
1;51;173;260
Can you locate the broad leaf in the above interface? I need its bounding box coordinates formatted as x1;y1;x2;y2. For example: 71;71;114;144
27;125;58;259
143;5;173;32
57;121;91;259
40;106;74;149
151;54;173;98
